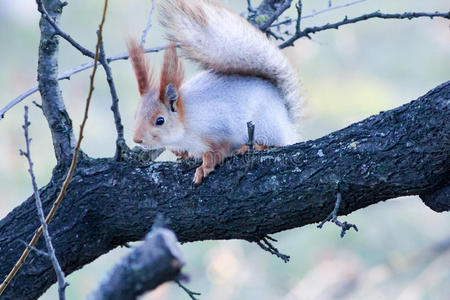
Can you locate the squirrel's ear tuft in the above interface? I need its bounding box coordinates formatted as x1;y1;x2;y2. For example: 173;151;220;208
127;39;155;96
159;42;184;105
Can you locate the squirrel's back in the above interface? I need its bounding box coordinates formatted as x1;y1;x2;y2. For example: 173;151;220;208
160;0;303;124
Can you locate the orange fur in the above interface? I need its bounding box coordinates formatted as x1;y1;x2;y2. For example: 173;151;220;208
159;42;185;122
127;39;155;95
159;43;184;98
193;139;231;184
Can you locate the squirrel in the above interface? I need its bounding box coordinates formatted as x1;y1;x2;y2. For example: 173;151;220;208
128;0;303;184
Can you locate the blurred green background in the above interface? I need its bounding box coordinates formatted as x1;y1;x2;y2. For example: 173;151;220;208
0;0;449;299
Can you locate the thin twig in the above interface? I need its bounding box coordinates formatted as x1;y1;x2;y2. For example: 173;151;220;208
0;45;166;120
270;19;293;27
36;0;95;58
247;0;256;13
175;280;201;300
18;240;50;258
270;0;366;28
280;10;450;48
260;0;293;31
295;1;303;36
19;106;69;300
302;0;367;20
255;235;290;263
0;0;109;295
99;41;127;159
317;191;358;237
140;0;156;47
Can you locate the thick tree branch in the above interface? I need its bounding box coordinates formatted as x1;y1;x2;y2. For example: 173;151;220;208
37;0;76;167
87;227;184;300
1;81;448;300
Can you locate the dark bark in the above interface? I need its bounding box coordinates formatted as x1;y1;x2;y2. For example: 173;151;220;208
420;185;450;212
0;81;449;299
86;228;184;300
37;0;76;167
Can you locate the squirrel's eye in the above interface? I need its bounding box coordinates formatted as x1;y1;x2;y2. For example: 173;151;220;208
155;117;165;126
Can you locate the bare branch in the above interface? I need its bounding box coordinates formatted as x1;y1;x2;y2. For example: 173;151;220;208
140;0;156;47
87;228;185;300
34;0;77;166
36;0;95;59
247;0;256;13
259;0;293;31
18;240;50;258
0;45;166;120
175;280;201;300
256;236;290;263
19;106;68;300
317;190;358;238
295;1;302;37
0;0;110;296
99;41;127;160
280;10;450;48
301;0;368;20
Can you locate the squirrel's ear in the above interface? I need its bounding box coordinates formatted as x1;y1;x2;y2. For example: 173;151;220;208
127;39;155;96
165;84;179;112
159;42;184;108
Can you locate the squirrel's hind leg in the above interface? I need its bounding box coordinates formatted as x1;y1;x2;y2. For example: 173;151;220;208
171;150;189;160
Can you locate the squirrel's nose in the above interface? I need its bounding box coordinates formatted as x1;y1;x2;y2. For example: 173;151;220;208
133;136;143;144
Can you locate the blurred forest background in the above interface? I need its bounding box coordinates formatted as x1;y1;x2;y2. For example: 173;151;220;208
0;0;449;299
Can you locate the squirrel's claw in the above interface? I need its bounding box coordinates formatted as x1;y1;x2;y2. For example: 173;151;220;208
193;166;204;185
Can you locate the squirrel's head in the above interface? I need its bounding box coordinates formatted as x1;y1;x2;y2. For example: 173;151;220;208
128;41;185;149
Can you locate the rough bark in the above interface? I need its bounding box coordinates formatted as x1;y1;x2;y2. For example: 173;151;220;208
37;0;76;167
0;81;449;299
86;228;184;300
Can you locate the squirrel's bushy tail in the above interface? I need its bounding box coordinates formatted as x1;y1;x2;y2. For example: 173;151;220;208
160;0;303;123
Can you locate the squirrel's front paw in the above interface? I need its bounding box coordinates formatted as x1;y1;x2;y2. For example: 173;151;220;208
193;165;215;185
193;166;204;185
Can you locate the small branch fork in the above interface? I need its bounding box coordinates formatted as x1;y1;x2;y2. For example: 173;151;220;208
247;0;450;49
19;106;69;300
175;280;201;300
140;0;156;47
259;0;293;31
36;0;95;59
6;3;449;120
0;0;109;296
19;240;50;258
317;190;358;238
0;45;166;120
280;10;450;48
35;0;126;153
256;235;291;263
